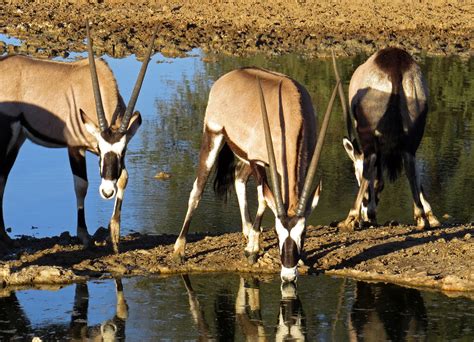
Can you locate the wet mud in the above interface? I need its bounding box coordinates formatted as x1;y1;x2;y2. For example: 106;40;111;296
0;223;472;297
1;0;472;59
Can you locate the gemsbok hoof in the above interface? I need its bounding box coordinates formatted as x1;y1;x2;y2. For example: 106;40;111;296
337;217;358;232
171;252;185;264
244;251;258;265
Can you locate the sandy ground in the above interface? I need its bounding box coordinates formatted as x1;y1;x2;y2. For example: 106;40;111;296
0;1;472;58
0;223;472;298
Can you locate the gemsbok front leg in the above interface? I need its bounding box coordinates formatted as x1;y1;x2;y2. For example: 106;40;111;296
109;168;128;253
0;115;25;245
403;152;440;229
338;154;376;231
173;129;224;261
68;147;91;247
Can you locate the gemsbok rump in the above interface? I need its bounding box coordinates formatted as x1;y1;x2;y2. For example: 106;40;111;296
337;47;440;230
0;22;157;252
173;62;341;282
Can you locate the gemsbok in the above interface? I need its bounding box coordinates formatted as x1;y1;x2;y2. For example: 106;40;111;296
336;47;440;230
173;64;341;282
0;22;156;252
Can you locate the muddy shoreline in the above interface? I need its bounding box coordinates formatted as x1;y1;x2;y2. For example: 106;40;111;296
0;223;472;298
1;1;472;59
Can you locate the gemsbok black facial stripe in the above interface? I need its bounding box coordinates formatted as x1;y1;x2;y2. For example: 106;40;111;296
102;152;120;180
281;237;299;268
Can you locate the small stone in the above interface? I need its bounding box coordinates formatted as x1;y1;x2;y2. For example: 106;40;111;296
463;233;471;240
154;171;171;180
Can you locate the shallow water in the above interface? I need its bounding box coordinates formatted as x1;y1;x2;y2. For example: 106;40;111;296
1;34;472;239
1;274;473;340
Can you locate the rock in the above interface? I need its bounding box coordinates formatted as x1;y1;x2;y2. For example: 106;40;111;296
154;171;172;180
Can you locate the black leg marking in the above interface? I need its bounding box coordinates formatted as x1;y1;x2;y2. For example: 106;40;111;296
68;147;90;246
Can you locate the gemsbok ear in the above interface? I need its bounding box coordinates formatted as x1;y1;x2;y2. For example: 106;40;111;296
126;111;142;139
306;179;322;215
80;109;101;138
343;137;356;162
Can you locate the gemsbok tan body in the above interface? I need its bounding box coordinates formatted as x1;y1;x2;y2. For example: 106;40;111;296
174;64;341;282
337;47;440;230
0;22;157;252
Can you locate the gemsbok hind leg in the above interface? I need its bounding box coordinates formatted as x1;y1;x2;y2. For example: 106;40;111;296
173;129;224;261
68;147;91;248
0;116;25;245
243;164;268;264
234;161;253;240
403;152;440;229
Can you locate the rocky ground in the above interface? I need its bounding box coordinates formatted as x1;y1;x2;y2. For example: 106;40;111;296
0;223;472;298
0;0;472;59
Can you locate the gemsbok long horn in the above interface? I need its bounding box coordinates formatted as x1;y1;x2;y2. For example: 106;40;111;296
295;79;340;217
86;20;108;132
257;77;286;219
118;25;159;133
331;50;361;148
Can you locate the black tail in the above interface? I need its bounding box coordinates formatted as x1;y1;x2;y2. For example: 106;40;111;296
378;81;404;182
213;143;236;201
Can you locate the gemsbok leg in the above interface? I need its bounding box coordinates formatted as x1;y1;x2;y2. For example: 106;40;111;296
109;168;129;253
403;152;440;229
68;147;90;247
0;116;25;244
338;154;376;230
234;161;253;239
173;129;224;260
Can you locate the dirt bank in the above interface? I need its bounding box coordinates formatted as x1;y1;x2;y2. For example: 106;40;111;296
0;1;472;59
0;223;473;297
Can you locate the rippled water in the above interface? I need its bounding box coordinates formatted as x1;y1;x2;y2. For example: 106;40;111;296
1;35;472;239
1;274;473;340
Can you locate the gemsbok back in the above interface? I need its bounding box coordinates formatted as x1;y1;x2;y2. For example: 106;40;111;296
0;22;157;252
173;64;341;283
336;47;440;230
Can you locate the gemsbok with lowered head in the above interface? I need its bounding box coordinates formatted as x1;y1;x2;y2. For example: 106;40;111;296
336;47;440;230
0;22;157;252
173;64;341;283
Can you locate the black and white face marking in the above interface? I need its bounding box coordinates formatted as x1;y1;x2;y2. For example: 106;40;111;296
84;122;127;200
276;216;306;283
97;133;127;199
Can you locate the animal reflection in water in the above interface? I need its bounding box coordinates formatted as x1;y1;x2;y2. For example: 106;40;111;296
181;275;306;340
349;282;427;341
0;279;128;341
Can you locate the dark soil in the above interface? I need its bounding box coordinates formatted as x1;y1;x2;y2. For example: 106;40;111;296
0;1;472;59
1;223;472;298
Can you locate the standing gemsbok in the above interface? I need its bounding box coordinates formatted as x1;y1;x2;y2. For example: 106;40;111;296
336;47;440;230
173;63;341;282
0;22;156;252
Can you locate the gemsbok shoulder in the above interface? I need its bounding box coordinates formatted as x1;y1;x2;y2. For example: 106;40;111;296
0;22;157;252
173;63;341;283
337;47;440;230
